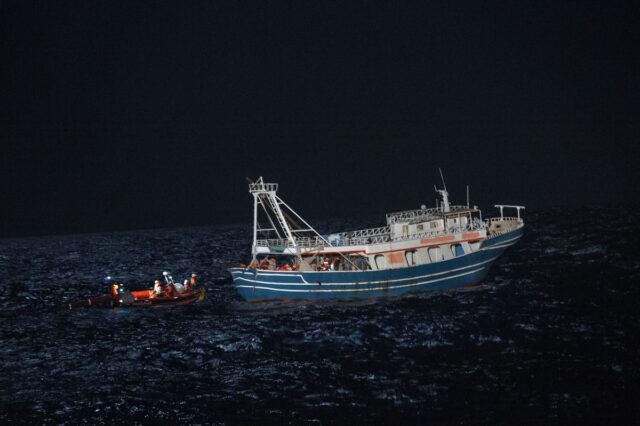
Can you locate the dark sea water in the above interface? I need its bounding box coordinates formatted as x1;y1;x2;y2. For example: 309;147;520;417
1;207;639;424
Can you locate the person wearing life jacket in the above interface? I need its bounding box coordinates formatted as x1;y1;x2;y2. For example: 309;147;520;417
268;257;277;270
151;279;163;298
164;280;175;297
190;273;197;288
260;258;270;269
164;281;176;298
111;284;119;298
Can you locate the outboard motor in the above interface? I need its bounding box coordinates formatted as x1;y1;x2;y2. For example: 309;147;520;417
118;291;135;306
114;282;132;305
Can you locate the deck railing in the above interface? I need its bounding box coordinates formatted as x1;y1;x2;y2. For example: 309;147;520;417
255;219;486;251
386;205;475;224
333;226;390;239
487;216;522;223
249;182;278;193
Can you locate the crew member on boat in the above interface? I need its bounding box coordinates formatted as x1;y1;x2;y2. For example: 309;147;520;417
164;281;176;297
259;257;277;270
330;257;340;271
321;257;330;271
151;279;163;298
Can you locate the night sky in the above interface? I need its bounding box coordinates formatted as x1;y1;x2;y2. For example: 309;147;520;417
2;1;638;237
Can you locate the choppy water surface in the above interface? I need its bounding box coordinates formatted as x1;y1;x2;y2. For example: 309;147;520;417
1;208;639;424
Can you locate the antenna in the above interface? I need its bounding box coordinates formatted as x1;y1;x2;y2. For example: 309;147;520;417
439;168;447;191
466;185;469;208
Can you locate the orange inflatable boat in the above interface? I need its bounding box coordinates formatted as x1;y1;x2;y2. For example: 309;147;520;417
67;285;205;309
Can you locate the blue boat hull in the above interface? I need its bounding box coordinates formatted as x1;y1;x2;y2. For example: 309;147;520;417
229;227;523;301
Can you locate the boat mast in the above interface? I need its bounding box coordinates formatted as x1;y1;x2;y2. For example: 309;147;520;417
435;168;450;213
252;187;258;259
247;177;362;270
466;185;469;208
249;177;297;260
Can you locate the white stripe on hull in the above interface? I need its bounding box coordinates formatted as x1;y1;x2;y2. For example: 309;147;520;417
236;266;487;293
481;235;521;250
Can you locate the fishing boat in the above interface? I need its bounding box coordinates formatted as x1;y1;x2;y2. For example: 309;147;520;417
228;176;524;301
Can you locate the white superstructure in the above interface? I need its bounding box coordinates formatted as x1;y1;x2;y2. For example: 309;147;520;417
247;176;524;272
